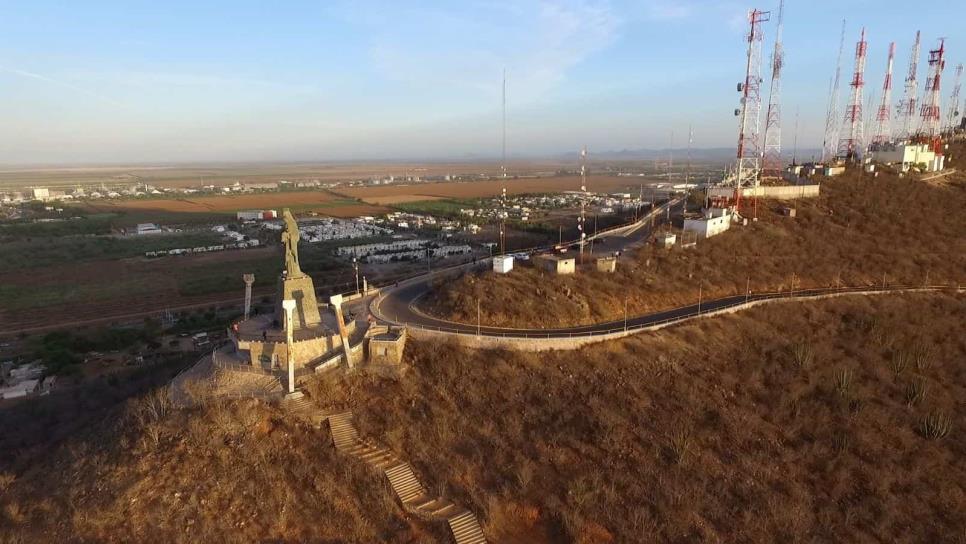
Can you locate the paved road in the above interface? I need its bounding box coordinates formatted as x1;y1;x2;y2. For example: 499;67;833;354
374;281;953;338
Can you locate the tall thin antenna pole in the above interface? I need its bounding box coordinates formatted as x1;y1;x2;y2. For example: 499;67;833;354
578;146;588;261
762;0;784;179
792;106;799;165
872;42;896;147
822;19;847;162
945;63;963;132
686;125;693;185
896;31;921;141
502;68;507;180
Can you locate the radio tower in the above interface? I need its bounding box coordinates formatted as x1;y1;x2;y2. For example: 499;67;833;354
762;0;784;180
945;63;963;132
733;8;769;216
895;31;921;141
499;69;507;254
919;38;945;152
872;42;896;147
822;20;847;163
837;28;868;163
578;146;588;261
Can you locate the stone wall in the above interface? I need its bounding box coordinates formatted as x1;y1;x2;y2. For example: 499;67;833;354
708;184;820;200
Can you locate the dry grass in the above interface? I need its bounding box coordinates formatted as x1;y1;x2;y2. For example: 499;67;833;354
0;394;436;543
313;292;966;542
423;145;966;328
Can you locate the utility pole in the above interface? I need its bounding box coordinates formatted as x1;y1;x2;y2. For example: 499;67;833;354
352;258;360;295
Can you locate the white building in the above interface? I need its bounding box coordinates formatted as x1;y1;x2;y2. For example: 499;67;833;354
31;187;50;201
136;223;162;235
493;255;514;274
870;143;945;172
683;208;732;239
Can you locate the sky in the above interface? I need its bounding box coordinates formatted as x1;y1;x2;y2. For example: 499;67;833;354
0;0;963;165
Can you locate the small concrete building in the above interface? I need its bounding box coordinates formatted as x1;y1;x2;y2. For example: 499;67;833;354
595;256;617;273
493;255;514;274
655;232;677;249
31;187;50;201
683;208;732;239
824;165;846;177
533;254;576;275
870;143;944;172
367;327;407;366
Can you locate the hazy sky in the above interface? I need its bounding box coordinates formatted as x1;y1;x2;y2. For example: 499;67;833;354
0;0;963;164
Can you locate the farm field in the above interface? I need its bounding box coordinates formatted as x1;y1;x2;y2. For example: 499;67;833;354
332;174;663;203
81;191;388;224
0;160;572;190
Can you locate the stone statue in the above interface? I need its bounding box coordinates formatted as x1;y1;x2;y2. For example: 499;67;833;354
280;209;304;278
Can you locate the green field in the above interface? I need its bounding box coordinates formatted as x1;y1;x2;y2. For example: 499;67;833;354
0;231;226;273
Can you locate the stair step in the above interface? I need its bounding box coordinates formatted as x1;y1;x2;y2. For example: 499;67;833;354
448;511;486;544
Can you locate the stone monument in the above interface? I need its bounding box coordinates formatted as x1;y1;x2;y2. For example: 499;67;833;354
275;209;322;330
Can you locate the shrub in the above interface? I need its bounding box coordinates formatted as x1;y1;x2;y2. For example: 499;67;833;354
668;427;693;464
889;350;909;378
917;411;952;440
834;368;853;398
792;341;814;370
904;378;927;406
912;342;934;372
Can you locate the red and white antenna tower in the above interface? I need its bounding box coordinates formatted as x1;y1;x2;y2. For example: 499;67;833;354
919;38;945;151
762;0;784;179
872;42;896;147
895;31;921;141
733;8;769;215
944;63;962;132
822;20;847;162
837;28;868;162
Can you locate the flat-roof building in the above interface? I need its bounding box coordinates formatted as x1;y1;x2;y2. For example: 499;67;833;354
533;254;576;275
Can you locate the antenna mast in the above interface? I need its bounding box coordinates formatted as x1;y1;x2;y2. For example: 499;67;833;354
734;8;769;215
919;38;945;152
837;28;868;163
762;0;784;179
945;63;963;132
502;68;507;180
822;20;847;162
896;31;921;141
578;146;588;261
872;42;896;147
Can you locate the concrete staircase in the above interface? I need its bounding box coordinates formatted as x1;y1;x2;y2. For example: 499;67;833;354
326;411;487;544
281;394;328;427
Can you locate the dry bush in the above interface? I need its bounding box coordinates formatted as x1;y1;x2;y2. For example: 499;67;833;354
792;341;814;370
904;378;927;406
918;411;952;440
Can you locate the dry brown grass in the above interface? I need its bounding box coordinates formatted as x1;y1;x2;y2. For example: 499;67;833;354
423;145;966;328
0;394;437;543
313;293;966;542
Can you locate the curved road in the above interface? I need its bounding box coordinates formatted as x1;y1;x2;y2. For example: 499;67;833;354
372;281;955;338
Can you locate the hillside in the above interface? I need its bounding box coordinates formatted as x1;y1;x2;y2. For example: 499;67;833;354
420;150;966;328
313;293;966;542
1;293;963;542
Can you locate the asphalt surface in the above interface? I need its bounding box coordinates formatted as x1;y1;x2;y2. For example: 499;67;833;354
373;281;947;338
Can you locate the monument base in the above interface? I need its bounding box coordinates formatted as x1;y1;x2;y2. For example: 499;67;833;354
275;274;322;330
